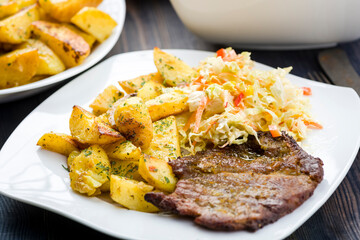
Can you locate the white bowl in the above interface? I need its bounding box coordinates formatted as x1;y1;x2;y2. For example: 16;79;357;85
170;0;360;49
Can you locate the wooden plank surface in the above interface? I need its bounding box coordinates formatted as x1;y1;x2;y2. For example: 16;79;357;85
0;0;359;239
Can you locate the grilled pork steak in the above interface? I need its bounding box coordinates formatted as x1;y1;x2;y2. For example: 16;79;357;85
145;132;324;231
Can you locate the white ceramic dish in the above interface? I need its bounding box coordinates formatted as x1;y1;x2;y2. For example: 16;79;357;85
170;0;360;49
0;0;126;103
0;50;360;240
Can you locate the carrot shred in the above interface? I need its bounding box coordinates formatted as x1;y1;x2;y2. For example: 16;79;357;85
304;120;323;129
183;111;197;132
302;87;312;96
193;96;208;133
268;125;282;137
234;93;244;107
216;48;238;62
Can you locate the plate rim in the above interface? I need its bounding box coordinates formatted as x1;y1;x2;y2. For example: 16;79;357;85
1;49;360;240
0;0;126;96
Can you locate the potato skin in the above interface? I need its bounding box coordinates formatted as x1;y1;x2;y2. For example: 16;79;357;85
110;175;159;212
103;140;141;161
144;116;181;162
69;105;125;145
69;145;110;196
0;48;39;89
71;7;117;42
118;72;163;94
137;81;164;102
63;23;97;48
110;159;143;181
114;97;153;150
153;47;198;87
37;132;79;156
145;90;189;121
38;0;103;22
16;39;65;75
0;1;18;20
31;20;90;68
0;4;39;44
138;155;177;192
89;85;124;115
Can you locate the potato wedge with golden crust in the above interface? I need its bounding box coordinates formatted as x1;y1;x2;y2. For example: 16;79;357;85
0;4;39;44
110;160;143;181
110;175;159;212
31;20;90;68
103;140;141;161
138;155;177;192
89;85;124;115
69;145;110;196
16;39;65;75
0;48;39;89
63;23;96;48
137;81;164;102
118;72;163;94
153;47;198;87
69;105;125;145
0;1;18;20
37;132;79;156
71;7;117;42
144;116;181;162
145;90;189;121
18;0;37;9
38;0;103;23
114;97;153;150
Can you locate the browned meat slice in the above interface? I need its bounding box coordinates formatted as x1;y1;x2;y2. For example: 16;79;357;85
145;132;324;231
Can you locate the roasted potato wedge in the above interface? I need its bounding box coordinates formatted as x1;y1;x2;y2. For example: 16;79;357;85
146;90;189;121
114;97;153;150
31;20;90;68
69;145;110;196
137;81;164;102
103;140;141;161
69;105;125;145
144;116;181;162
37;132;79;156
67;150;81;170
18;0;38;9
138;155;177;192
110;175;159;212
110;159;142;181
38;0;103;22
0;4;39;44
0;1;18;20
89;85;124;115
16;39;65;75
153;47;198;87
71;7;117;42
118;72;163;94
0;48;39;89
63;23;96;48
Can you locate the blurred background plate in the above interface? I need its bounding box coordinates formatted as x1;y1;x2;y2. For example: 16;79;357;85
0;0;126;103
170;0;360;49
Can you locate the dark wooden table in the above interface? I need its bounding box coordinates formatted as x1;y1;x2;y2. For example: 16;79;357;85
1;0;359;239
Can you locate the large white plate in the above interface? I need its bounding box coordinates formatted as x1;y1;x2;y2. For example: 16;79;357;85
1;50;360;240
0;0;126;103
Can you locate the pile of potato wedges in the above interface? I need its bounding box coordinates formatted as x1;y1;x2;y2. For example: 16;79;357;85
37;48;199;212
0;0;117;89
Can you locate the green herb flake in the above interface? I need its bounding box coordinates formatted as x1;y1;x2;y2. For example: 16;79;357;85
62;164;70;172
84;150;92;157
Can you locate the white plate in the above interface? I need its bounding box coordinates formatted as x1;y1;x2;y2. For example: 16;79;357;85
1;50;360;240
0;0;126;103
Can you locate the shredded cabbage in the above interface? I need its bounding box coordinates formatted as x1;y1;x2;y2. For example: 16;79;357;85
177;48;319;154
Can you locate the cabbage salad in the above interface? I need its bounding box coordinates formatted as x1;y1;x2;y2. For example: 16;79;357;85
174;48;322;154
